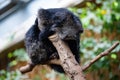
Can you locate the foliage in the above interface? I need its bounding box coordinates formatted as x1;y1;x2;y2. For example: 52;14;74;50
0;49;28;80
0;70;22;80
70;0;120;80
8;48;29;67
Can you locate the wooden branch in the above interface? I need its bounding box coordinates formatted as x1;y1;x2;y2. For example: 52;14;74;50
19;59;61;74
19;40;119;76
19;38;119;80
19;31;87;80
49;33;86;80
19;61;35;74
82;41;119;71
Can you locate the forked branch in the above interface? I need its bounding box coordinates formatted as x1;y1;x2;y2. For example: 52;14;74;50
19;33;119;80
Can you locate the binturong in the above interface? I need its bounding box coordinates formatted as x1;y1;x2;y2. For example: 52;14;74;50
24;8;83;73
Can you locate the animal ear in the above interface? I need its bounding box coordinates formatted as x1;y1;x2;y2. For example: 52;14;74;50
38;9;50;20
38;9;48;16
38;9;51;24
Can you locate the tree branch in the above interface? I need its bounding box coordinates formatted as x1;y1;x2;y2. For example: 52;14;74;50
82;41;119;71
19;61;35;74
19;59;61;74
49;33;86;80
19;33;119;80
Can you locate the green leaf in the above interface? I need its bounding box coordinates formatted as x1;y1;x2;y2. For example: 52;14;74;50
111;53;117;59
9;60;17;67
8;53;13;58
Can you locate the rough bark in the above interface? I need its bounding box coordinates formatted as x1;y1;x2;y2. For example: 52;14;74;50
49;33;86;80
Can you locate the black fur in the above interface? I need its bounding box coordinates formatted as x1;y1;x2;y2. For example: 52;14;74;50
25;8;83;73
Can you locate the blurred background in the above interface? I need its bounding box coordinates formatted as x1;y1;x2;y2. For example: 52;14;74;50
0;0;120;80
